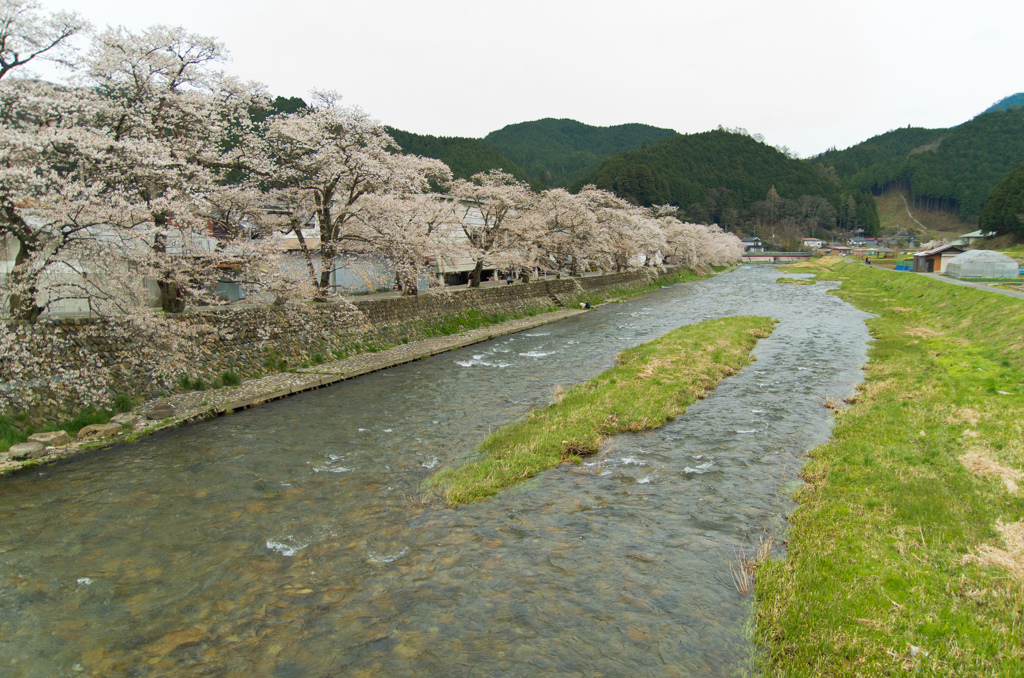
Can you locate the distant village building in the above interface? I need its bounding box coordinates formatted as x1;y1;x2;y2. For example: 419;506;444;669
802;238;825;249
741;237;764;253
912;244;966;273
949;230;995;248
818;245;852;256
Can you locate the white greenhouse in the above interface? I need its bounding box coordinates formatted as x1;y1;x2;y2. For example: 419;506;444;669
944;250;1021;280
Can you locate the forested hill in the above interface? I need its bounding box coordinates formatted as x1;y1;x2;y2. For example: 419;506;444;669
573;129;879;237
813;106;1024;218
385;128;530;183
482;118;678;189
815;126;945;178
983;93;1024;114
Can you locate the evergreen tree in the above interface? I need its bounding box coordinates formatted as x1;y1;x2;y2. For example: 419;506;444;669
979;161;1024;238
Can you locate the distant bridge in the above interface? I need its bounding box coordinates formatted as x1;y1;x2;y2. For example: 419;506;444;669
741;252;812;263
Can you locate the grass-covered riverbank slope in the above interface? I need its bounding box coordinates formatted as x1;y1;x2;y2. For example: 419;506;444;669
756;258;1024;675
427;315;774;505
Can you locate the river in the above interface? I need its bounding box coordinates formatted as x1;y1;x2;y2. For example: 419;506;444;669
0;265;872;677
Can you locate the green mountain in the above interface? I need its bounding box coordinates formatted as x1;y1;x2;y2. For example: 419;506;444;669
385;127;530;183
483;118;678;188
814;106;1024;218
815;126;945;179
983;93;1024;114
979;161;1024;237
575;129;878;237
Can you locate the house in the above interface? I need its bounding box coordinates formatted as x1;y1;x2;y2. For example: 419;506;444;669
949;230;995;248
912;244;966;273
802;238;825;249
1;214;222;315
741;237;765;253
274;196;502;292
818;245;852;256
847;236;868;247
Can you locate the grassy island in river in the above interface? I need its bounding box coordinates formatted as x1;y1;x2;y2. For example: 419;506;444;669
426;315;775;505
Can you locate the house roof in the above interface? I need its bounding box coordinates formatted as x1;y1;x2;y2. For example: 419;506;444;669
915;244;966;257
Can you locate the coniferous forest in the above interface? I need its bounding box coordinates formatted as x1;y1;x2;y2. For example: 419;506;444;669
816;106;1024;219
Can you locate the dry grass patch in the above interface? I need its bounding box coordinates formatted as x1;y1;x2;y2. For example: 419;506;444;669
959;450;1023;494
964;520;1024;581
856;377;898;401
947;407;986;426
905;326;943;338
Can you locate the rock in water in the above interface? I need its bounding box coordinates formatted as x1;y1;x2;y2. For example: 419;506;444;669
77;423;122;440
9;442;47;460
28;431;70;446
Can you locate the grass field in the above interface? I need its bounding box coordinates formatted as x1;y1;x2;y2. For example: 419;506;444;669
755;258;1024;676
426;315;774;505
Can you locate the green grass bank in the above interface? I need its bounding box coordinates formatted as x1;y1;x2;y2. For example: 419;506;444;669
426;315;774;505
755;258;1024;675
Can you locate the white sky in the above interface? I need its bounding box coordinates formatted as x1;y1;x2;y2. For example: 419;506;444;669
46;0;1024;158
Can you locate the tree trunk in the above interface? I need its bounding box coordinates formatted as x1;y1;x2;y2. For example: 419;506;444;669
9;238;44;323
3;202;45;322
469;260;483;288
396;264;418;296
290;227;319;293
157;280;185;313
153;224;186;313
316;235;336;301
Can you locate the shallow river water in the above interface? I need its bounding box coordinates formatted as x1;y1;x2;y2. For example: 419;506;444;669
0;266;872;677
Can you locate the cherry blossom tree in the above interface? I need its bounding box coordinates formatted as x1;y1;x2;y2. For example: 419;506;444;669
350;193;464;295
447;170;536;286
0;0;87;81
577;187;662;272
81;24;268;312
262;92;452;297
661;217;744;268
531;188;597;277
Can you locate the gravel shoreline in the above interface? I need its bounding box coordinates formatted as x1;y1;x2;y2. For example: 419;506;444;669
0;308;585;477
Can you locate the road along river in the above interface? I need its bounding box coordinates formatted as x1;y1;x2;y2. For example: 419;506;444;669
0;265;872;677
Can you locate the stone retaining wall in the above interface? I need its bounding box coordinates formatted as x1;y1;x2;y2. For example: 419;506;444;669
4;268;666;421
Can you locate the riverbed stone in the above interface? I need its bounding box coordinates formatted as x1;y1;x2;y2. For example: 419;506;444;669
110;413;141;428
28;430;70;446
146;403;176;420
77;423;122;440
8;441;47;460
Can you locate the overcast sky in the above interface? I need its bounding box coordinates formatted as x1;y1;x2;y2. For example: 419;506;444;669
46;0;1024;158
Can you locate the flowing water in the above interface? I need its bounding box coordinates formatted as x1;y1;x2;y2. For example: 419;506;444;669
0;266;872;677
